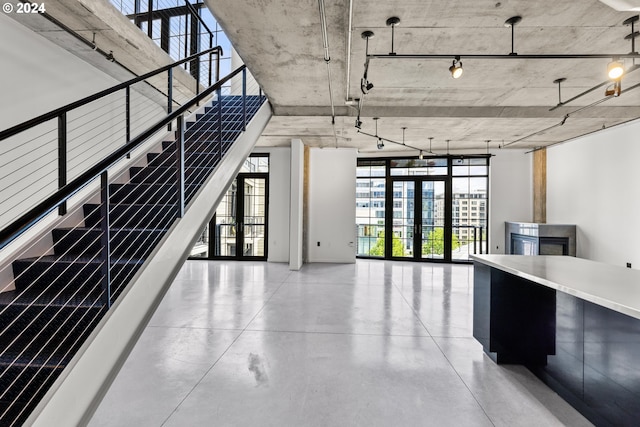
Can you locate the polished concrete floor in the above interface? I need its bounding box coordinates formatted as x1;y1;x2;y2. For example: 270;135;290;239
89;260;592;426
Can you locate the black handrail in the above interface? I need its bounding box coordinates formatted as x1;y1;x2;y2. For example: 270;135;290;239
0;64;246;250
0;46;223;142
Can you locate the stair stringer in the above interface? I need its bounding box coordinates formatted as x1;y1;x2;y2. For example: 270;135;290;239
24;101;272;427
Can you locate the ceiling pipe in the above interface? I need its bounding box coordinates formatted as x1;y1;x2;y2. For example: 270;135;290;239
345;0;354;101
318;0;336;124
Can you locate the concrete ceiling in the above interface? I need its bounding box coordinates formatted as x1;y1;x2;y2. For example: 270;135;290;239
205;0;640;152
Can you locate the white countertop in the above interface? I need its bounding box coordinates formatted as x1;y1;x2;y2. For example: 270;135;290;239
471;255;640;321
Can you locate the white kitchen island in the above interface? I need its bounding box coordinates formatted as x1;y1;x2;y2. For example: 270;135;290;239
472;255;640;427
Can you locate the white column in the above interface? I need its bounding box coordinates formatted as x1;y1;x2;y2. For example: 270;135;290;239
289;139;304;270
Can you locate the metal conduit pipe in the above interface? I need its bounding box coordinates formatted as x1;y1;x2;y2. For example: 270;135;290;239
318;0;336;124
345;0;354;101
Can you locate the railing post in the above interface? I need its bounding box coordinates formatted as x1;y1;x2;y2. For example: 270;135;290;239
209;34;213;87
167;67;173;131
473;226;477;255
126;86;131;159
215;50;220;82
479;226;484;254
176;115;185;218
58;113;67;216
242;68;247;131
100;171;111;308
147;0;152;38
217;87;223;162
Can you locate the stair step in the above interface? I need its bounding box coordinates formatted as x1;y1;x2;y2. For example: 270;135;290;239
109;183;178;204
147;151;222;168
83;203;178;229
52;227;168;258
0;291;104;359
0;399;29;427
0;352;67;404
12;256;143;296
129;166;214;185
161;139;224;153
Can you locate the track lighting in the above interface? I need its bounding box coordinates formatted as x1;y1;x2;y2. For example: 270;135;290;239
419;150;424;160
361;77;374;94
607;60;624;79
449;56;463;78
105;51;115;62
605;80;622;96
377;138;384;149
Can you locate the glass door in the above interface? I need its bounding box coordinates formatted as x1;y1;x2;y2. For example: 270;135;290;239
213;175;268;260
190;174;268;260
420;180;446;260
238;176;267;258
389;178;446;261
389;180;415;259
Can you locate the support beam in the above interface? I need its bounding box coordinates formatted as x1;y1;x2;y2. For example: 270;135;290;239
533;148;547;223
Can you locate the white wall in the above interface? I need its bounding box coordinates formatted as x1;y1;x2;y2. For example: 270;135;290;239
252;146;291;262
0;15;165;230
547;119;640;267
489;150;533;254
307;148;357;263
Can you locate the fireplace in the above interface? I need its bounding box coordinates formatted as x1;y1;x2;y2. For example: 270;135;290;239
506;222;576;257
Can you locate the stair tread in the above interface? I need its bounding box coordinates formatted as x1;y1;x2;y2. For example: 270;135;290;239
0;351;68;369
14;255;145;265
0;291;103;308
53;227;168;232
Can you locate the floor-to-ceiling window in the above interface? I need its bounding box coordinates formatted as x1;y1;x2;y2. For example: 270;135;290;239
190;154;269;260
356;160;386;257
356;156;489;263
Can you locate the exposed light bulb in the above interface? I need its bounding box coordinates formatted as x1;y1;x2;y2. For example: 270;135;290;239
608;60;624;79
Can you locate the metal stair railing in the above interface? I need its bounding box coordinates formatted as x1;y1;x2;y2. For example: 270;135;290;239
0;59;266;426
0;46;223;234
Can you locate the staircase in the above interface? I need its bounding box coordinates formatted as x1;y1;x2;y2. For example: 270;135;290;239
0;94;265;426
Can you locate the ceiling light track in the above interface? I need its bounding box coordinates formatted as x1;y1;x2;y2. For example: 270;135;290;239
357;121;424;154
367;53;640;60
504;80;640;148
549;64;640;111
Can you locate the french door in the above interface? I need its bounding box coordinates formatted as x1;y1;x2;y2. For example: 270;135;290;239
388;177;450;261
191;173;268;260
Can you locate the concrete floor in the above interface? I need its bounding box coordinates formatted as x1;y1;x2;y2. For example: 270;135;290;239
89;260;592;426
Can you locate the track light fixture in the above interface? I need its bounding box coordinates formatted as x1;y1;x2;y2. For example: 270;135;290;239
608;60;625;79
105;50;115;62
377;138;384;149
419;150;424;160
361;78;374;93
449;56;463;78
605;80;622;96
